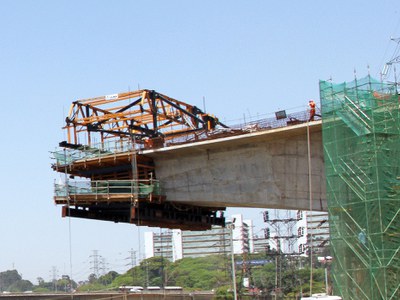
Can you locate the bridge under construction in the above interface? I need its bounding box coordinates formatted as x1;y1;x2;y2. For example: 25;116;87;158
51;89;325;230
52;75;400;299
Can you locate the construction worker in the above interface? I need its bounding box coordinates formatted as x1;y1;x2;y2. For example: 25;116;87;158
358;229;367;247
308;100;321;121
201;113;218;130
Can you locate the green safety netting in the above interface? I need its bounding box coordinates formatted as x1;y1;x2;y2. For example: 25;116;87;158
320;75;400;300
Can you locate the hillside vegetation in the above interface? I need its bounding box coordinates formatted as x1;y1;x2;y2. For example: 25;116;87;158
1;254;327;298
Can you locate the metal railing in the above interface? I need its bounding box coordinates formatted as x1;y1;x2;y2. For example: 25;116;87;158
51;140;136;165
54;179;161;198
52;108;319;166
160;108;318;145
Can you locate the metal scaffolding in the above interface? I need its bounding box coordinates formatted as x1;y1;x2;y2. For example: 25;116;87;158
320;75;400;299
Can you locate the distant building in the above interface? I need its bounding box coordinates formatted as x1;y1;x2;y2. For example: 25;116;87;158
144;211;330;260
144;214;253;261
296;210;330;255
232;214;253;254
144;229;174;261
252;235;270;253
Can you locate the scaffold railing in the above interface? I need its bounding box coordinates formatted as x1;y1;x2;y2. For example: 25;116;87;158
51;139;136;165
54;179;162;198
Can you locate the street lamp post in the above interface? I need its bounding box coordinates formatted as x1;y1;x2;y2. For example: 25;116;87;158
317;256;333;295
229;221;238;300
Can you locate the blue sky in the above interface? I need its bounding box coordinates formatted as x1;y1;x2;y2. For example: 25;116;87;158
0;0;399;283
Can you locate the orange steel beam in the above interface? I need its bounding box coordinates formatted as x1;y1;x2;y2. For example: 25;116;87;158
64;89;227;146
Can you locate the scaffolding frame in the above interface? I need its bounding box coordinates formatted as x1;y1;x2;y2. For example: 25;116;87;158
320;75;400;299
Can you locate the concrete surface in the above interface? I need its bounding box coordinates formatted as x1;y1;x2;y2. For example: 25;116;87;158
144;121;326;211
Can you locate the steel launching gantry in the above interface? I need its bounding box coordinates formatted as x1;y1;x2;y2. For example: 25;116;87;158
64;89;227;147
52;89;227;230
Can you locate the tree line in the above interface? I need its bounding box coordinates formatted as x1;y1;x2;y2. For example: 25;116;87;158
0;253;328;298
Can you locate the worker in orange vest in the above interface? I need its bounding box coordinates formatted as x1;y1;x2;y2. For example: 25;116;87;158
308;100;321;121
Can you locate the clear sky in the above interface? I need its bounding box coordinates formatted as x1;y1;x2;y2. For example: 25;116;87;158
0;0;399;283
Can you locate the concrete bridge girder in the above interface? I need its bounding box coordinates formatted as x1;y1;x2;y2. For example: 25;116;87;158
144;121;326;212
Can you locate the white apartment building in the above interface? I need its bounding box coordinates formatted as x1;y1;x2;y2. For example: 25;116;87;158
296;210;330;255
144;214;253;261
143;210;330;260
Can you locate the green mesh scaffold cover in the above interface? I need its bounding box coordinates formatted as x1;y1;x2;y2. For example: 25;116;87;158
320;75;400;300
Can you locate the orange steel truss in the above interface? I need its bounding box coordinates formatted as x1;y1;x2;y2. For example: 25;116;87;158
64;89;227;146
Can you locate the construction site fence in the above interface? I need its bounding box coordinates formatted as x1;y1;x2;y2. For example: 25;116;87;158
54;179;162;197
52;107;320;166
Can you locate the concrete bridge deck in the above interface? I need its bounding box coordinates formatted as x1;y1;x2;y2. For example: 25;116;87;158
144;120;326;212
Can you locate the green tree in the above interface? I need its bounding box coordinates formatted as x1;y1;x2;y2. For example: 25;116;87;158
88;273;97;284
73;254;328;298
252;262;276;292
98;271;119;285
78;282;105;292
34;286;51;293
0;270;22;291
36;277;45;286
9;280;33;292
136;256;170;287
111;273;136;287
0;270;34;292
167;255;230;290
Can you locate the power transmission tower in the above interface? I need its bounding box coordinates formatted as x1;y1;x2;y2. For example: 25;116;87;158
100;257;108;276
127;249;137;284
50;266;58;292
381;37;400;82
263;209;299;298
127;249;137;268
90;250;101;278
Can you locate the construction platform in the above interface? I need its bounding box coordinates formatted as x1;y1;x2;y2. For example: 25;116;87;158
52;89;228;230
52;89;321;230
